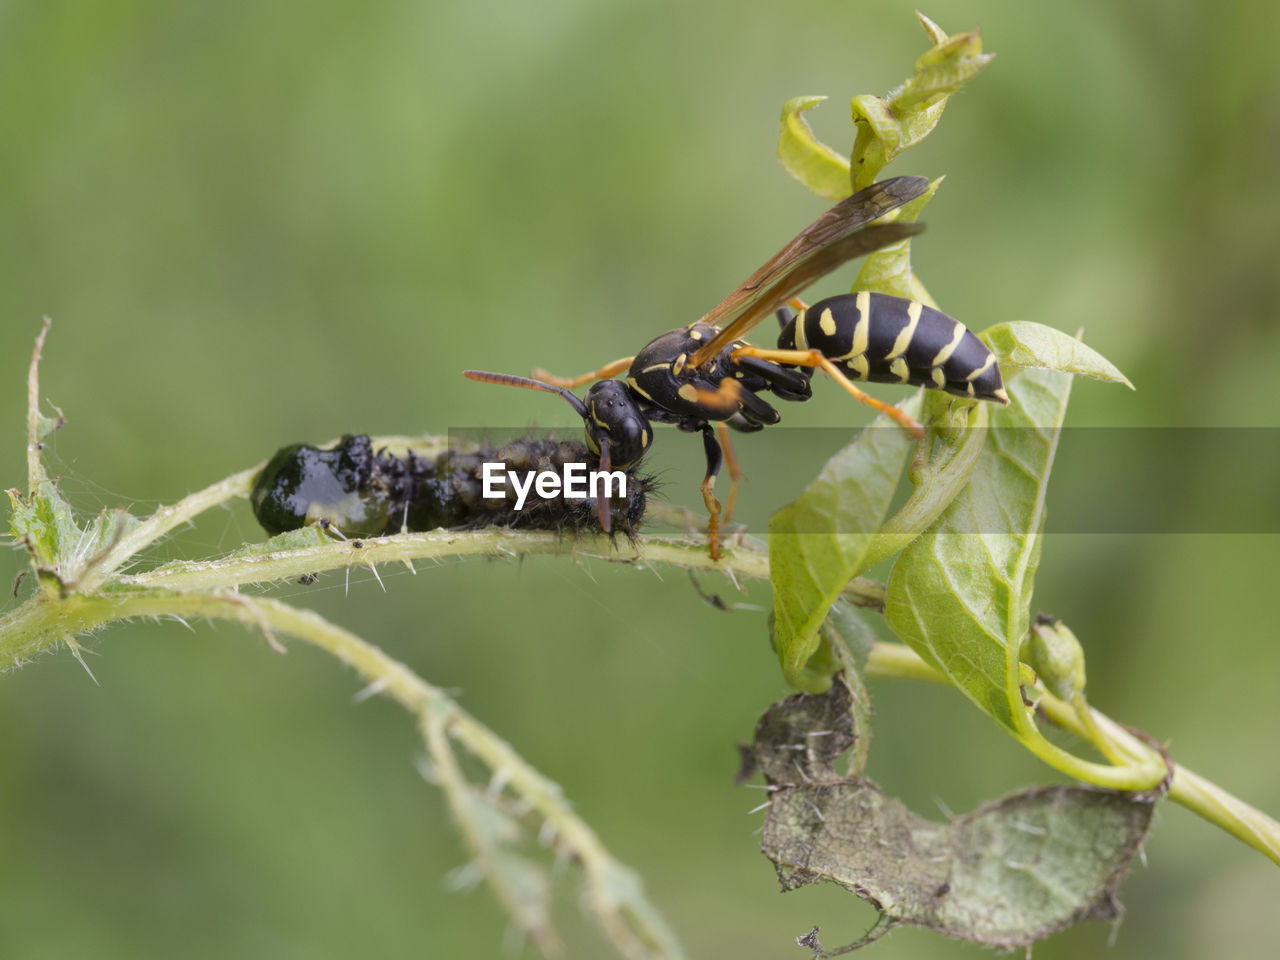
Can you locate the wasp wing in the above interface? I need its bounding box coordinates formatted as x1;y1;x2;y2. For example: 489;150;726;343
689;175;929;368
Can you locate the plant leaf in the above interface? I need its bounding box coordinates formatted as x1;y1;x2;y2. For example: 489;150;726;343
763;778;1154;948
884;366;1073;732
748;680;1156;949
769;393;992;693
769;399;919;692
777;97;852;202
7;470;140;588
778;18;994;200
849;21;994;189
985;321;1133;387
744;673;858;785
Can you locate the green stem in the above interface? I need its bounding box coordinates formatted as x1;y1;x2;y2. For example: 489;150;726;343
113;530;885;608
5;586;684;958
868;641;1280;866
82;434;453;590
82;465;262;590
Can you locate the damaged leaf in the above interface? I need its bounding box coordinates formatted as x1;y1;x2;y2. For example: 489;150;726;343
746;682;1156;950
743;673;859;786
763;779;1154;949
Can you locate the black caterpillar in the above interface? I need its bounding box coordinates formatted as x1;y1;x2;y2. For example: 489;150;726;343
250;435;652;539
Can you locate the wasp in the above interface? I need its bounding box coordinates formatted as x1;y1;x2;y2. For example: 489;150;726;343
465;176;1007;559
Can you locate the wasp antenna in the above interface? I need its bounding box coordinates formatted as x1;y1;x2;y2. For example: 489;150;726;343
463;369;589;420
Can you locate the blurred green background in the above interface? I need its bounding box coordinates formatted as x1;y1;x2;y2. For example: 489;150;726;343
2;1;1278;957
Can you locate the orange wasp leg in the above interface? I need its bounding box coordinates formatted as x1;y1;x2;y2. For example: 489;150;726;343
716;422;744;525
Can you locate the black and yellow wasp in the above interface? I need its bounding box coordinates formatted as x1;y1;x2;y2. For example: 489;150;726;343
465;176;1007;558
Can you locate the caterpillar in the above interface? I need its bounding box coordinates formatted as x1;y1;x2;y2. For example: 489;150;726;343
250;434;652;539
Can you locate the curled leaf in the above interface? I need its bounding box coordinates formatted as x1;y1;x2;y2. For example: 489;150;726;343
849;19;994;189
779;17;994;200
778;97;854;202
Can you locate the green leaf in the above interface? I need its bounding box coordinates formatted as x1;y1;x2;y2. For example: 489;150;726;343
7;470;140;589
769;400;919;692
777;96;852;202
848;19;994;189
984;321;1133;387
884;366;1073;732
778;17;994;200
762;779;1154;949
769;393;992;693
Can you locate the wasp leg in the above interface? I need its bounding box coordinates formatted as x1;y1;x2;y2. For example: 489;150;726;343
530;356;634;389
734;353;811;402
716;422;744;524
681;377;782;428
698;423;725;561
731;345;926;438
774;297;812;329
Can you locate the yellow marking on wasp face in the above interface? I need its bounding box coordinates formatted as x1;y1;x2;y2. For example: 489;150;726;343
965;353;996;381
993;388;1010;404
794;309;810;350
677;383;700;404
585;432;601;455
846;354;870;380
966;382;976;397
640;363;669;376
689;329;703;341
818;307;838;338
640;431;650;447
931;367;947;388
928;321;967;367
672;353;687;376
889;357;910;382
627;376;654;402
590;405;610;430
885;300;922;360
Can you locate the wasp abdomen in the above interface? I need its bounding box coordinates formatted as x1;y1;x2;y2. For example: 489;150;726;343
781;292;1007;403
